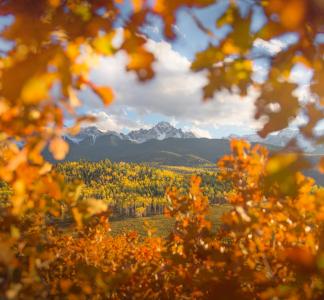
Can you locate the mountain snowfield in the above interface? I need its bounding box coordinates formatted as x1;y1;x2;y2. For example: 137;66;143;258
127;121;196;143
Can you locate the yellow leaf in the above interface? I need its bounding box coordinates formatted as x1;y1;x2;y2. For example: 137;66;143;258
72;62;89;76
10;225;20;239
222;40;239;55
20;73;56;104
49;137;69;160
12;179;26;215
13;179;25;196
92;34;114;55
68;87;81;107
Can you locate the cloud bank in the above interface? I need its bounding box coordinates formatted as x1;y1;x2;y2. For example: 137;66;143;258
81;37;262;137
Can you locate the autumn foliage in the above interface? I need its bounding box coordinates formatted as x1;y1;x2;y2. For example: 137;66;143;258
0;0;323;299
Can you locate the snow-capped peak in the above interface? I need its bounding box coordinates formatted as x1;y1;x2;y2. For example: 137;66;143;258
65;126;121;144
127;122;196;143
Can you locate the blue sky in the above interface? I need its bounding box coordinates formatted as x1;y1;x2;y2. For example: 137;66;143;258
0;2;315;138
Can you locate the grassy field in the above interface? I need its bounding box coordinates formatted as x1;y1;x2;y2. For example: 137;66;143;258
109;204;231;237
158;164;217;174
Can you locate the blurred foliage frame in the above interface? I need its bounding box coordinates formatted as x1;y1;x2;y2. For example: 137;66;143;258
0;0;323;299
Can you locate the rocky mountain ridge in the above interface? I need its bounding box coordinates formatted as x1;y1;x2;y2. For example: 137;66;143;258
65;122;324;154
66;122;196;144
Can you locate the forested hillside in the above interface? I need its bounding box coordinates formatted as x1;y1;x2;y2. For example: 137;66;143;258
56;161;228;219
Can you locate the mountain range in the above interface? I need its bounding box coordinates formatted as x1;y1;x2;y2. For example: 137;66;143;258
65;122;323;154
65;122;196;145
43;122;323;183
46;122;239;164
56;122;228;165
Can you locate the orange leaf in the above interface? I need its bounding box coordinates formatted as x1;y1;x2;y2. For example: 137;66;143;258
280;0;306;30
49;137;69;160
285;247;315;270
127;50;155;81
132;0;143;12
48;0;60;7
91;85;115;106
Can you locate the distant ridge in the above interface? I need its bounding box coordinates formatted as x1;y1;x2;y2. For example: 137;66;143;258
66;123;324;154
65;122;196;144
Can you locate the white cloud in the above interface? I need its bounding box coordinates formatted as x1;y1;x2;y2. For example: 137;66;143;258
82;38;262;137
190;127;212;138
90;111;121;132
254;38;286;55
84;111;150;133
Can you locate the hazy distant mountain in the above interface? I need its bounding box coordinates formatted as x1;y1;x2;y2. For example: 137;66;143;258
65;122;196;144
239;128;324;154
237;128;298;147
